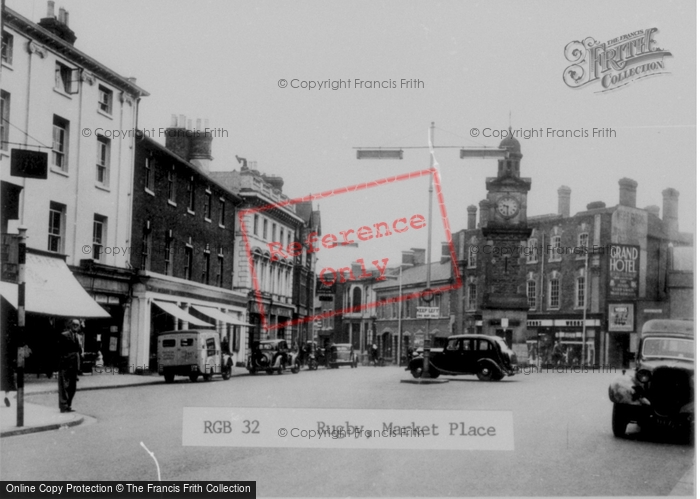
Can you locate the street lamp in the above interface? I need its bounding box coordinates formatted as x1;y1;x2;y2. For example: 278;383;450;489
355;122;509;381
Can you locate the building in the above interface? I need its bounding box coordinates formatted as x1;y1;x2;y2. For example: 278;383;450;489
127;116;248;371
373;249;453;363
211;164;319;349
1;2;148;372
452;137;693;368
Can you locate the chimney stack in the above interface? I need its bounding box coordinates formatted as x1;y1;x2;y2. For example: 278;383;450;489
557;185;571;218
478;199;490;227
662;188;679;238
618;178;638;208
47;0;55;17
411;248;426;266
467;205;477;230
644;205;660;218
587;201;606;210
401;251;415;267
39;2;77;45
164;115;214;173
440;242;451;264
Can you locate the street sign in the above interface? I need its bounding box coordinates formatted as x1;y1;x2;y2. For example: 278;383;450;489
417;307;439;319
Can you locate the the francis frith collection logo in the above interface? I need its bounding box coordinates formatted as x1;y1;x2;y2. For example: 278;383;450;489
563;28;672;92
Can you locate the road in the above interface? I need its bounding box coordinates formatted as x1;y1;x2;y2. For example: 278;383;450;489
0;365;693;496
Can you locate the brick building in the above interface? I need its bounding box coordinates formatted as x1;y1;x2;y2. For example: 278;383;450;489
128;117;248;370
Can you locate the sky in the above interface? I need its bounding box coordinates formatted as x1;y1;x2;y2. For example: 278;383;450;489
8;0;696;272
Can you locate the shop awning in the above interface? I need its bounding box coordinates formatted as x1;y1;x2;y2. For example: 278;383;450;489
153;300;212;327
191;305;252;327
0;253;110;318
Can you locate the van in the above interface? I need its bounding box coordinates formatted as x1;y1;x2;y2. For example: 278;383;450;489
157;329;232;383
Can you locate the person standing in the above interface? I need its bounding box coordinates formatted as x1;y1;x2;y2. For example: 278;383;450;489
57;319;83;413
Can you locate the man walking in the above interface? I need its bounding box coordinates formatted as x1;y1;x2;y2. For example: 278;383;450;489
58;319;83;413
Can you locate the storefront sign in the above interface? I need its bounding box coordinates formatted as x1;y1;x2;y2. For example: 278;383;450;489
608;304;634;332
608;244;640;299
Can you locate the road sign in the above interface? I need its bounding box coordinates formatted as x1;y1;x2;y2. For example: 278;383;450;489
417;307;439;319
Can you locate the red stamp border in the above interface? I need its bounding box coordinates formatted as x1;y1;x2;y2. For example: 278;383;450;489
238;167;462;332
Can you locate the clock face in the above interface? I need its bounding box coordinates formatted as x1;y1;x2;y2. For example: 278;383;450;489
496;196;520;219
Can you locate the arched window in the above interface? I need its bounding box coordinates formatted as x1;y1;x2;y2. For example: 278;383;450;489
352;287;362;309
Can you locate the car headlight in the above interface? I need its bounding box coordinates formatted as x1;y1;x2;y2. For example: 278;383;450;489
636;369;652;384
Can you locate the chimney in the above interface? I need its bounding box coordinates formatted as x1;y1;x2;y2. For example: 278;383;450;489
401;251;415;267
467;205;477;230
644;205;660;218
662;188;679;238
557;185;571;218
586;201;606;210
440;242;451;264
164;114;190;160
478;199;490;227
351;262;362;279
618;178;638;208
411;248;426;266
39;2;77;45
164;115;214;173
189;117;214;173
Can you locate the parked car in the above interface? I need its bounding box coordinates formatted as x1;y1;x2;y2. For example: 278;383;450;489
247;339;301;375
157;329;233;383
406;334;518;381
328;343;357;368
608;319;694;440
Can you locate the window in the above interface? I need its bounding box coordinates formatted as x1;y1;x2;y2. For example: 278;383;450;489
96;136;110;186
52;115;69;171
1;32;13;66
352;287;362;309
141;226;152;270
549;235;562;262
167;170;176;203
253;215;259;236
466;282;477;311
548;276;560;309
577;233;589;259
527;280;536;310
55;62;77;94
202;250;210;284
576;275;586;308
280;227;284;244
287;231;292;248
263;219;268;240
467;237;477;268
184;246;193;280
164;236;173;276
272;223;277;242
93;215;106;261
219;198;225;226
526;238;538;263
98;85;112;114
48;202;65;253
0;90;9;151
217;253;224;287
188;177;195;211
204;191;211;220
143;156;154;192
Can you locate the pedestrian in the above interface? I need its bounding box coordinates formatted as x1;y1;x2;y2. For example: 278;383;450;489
371;343;378;366
57;319;83;413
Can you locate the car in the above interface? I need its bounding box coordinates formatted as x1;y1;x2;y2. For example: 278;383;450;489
247;339;301;375
328;343;357;368
608;319;694;440
157;329;233;383
406;334;518;381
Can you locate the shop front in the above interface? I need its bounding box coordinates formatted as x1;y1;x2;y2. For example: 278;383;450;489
525;318;602;368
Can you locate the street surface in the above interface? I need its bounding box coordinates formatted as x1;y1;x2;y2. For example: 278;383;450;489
0;366;693;496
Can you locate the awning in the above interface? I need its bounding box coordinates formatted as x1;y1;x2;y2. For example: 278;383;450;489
153;300;211;327
191;305;252;327
0;253;110;318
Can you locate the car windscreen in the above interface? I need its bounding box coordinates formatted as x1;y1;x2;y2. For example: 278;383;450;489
259;343;275;350
642;337;694;360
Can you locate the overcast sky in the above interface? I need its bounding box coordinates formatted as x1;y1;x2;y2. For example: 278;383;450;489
9;0;696;272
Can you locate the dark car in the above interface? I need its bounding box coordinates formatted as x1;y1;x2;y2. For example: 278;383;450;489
608;319;694;440
406;334;518;381
247;339;300;375
328;343;357;368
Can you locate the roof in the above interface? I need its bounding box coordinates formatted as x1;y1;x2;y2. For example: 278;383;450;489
641;319;694;337
374;261;452;290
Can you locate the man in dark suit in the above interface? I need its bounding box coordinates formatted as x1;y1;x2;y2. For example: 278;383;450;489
58;319;83;413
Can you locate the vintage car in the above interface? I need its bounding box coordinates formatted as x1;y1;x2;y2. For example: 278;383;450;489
406;334;518;381
247;339;301;375
608;319;694;439
157;329;233;383
328;343;358;368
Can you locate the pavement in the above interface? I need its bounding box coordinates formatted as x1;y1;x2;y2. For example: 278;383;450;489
0;366;250;437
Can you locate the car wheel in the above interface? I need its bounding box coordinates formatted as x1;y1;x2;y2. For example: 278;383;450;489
164;373;175;383
411;366;423;379
476;363;495;381
189;373;199;382
309;360;318;370
612;403;631;438
292;360;301;374
222;366;232;380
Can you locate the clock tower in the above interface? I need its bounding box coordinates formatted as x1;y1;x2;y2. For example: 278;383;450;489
480;130;532;345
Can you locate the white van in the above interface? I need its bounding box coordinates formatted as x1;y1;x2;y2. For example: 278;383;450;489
157;329;232;383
